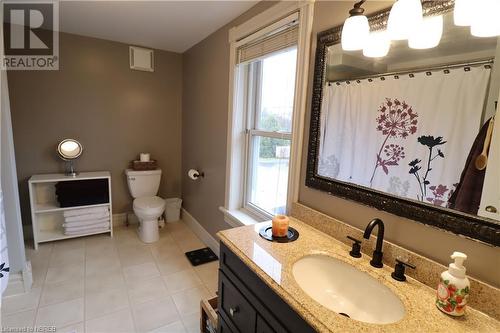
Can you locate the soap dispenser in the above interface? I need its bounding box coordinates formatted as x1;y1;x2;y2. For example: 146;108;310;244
436;252;470;316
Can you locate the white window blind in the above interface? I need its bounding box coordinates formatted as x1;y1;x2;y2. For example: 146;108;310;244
237;23;298;64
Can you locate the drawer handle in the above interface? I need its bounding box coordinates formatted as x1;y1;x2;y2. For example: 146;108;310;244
229;306;239;317
486;206;498;213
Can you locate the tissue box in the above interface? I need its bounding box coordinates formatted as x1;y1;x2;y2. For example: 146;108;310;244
130;160;157;171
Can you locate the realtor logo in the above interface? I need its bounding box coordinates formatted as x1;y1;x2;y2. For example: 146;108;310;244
2;1;59;70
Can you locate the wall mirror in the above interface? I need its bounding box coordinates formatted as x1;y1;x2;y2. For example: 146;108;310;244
306;1;500;246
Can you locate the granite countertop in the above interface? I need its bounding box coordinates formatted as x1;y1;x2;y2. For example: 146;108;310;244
217;218;500;333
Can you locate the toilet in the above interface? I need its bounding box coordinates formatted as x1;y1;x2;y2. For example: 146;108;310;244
125;169;165;243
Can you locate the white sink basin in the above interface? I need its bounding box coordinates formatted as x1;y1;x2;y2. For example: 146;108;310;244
292;254;405;324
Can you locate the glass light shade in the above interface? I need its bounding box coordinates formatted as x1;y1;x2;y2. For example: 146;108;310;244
363;31;391;58
388;0;423;41
471;0;500;37
409;15;443;49
341;15;370;51
454;0;475;26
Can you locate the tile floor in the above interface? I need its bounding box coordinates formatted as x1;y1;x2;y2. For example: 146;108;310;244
1;221;219;333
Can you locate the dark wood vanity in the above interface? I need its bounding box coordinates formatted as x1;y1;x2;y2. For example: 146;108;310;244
217;243;314;333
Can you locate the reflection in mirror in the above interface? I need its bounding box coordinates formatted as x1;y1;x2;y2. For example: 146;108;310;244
57;139;83;177
316;10;500;224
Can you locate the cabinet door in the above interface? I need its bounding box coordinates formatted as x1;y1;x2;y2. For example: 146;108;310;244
219;271;257;333
218;315;234;333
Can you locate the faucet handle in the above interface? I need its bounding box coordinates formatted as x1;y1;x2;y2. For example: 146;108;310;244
391;258;416;282
347;236;362;258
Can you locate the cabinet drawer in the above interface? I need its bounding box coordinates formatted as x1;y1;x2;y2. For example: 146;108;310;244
219;271;257;333
256;315;275;333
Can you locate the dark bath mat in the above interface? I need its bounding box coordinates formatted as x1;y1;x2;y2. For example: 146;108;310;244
185;247;218;266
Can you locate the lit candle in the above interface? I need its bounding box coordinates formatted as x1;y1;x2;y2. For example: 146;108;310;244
272;215;289;237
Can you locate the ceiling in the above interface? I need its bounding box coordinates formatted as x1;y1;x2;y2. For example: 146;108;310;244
59;1;259;53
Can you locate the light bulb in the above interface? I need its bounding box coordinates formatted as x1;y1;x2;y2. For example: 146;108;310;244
363;30;391;58
341;15;370;51
471;0;500;37
409;15;443;49
454;0;475;26
388;0;423;41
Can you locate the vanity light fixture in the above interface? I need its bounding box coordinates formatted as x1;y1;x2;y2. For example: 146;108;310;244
409;15;443;50
341;0;370;51
387;0;423;41
470;0;500;37
454;0;475;26
363;30;391;58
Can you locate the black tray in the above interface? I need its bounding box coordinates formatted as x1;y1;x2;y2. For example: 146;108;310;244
259;225;299;243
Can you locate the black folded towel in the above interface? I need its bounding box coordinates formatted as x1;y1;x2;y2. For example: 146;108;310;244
56;179;109;207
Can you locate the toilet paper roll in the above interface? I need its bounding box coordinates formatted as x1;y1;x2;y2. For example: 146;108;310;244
140;153;150;162
188;169;200;180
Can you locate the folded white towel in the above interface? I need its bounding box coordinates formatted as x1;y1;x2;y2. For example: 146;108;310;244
64;222;110;233
63;218;109;228
64;211;109;223
63;206;109;218
63;226;110;236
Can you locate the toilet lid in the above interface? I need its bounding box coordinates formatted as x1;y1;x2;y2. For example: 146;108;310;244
134;196;165;210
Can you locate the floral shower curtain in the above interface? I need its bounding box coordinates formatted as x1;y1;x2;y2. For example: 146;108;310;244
318;66;491;207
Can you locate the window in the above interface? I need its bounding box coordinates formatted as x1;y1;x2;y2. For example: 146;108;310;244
241;48;297;217
223;3;313;226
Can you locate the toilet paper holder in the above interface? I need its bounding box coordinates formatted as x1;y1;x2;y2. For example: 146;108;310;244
188;169;204;180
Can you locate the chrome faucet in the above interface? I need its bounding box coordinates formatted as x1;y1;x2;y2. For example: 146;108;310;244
363;218;385;268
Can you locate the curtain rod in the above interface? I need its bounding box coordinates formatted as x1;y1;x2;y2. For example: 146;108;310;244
327;58;494;85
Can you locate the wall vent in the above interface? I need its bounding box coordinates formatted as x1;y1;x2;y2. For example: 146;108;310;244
129;46;154;72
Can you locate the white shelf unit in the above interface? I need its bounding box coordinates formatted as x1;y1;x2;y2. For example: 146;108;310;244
29;171;113;250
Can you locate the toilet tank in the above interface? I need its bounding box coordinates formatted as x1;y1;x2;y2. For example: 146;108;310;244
125;169;162;198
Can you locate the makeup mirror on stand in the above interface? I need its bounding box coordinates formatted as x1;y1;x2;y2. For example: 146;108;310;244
57;139;83;177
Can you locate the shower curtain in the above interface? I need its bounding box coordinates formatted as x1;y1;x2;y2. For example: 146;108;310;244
318;66;491;207
0;190;9;295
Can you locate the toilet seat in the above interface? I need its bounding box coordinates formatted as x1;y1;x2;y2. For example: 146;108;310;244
133;196;165;213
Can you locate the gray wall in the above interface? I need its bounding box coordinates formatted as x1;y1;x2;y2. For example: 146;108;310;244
181;1;276;237
8;32;183;231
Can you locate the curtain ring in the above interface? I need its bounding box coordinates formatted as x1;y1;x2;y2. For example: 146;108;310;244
394;75;399;79
346;80;351;84
368;78;373;82
356;79;361;83
426;71;432;76
443;69;450;74
464;67;471;72
380;77;386;81
409;73;415;78
336;82;341;86
485;64;492;69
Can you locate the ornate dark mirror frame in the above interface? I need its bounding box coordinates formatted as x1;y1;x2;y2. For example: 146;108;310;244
305;0;500;246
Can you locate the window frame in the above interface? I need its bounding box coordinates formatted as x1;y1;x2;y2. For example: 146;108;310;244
221;1;314;226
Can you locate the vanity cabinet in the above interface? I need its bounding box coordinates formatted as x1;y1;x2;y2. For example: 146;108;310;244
218;243;315;333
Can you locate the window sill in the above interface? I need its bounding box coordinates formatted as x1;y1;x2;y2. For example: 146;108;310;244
219;206;268;228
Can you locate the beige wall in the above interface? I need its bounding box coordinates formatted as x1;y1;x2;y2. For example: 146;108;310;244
8;32;183;230
299;1;499;287
182;1;277;236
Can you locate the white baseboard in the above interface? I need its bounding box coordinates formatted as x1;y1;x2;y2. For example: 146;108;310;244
181;208;220;255
3;261;32;297
112;212;139;227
